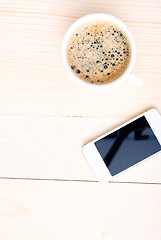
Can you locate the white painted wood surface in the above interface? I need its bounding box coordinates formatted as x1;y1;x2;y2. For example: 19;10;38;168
0;0;161;239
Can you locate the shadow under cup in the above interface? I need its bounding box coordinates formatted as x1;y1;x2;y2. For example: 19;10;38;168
62;14;136;89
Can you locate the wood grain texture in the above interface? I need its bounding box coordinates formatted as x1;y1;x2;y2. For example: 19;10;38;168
0;115;160;183
0;0;161;238
0;179;161;240
0;0;161;116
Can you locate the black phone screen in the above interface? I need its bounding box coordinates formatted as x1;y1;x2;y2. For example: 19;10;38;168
94;116;161;176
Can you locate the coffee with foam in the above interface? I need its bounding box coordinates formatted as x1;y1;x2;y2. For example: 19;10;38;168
66;21;131;85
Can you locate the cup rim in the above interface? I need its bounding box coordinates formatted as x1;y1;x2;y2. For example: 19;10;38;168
61;13;136;89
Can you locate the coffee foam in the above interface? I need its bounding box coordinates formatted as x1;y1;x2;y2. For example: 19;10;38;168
67;21;131;85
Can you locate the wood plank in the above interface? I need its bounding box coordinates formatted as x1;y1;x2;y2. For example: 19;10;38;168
0;0;161;116
0;115;161;183
0;55;160;117
0;179;161;240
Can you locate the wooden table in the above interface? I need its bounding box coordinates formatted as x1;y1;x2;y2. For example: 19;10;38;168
0;0;161;239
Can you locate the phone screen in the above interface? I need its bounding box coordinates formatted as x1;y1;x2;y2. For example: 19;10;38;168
94;116;161;176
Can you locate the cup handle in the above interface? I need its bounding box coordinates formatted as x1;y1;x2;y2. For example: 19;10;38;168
127;72;144;87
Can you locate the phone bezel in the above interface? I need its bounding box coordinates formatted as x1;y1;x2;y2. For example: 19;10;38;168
82;109;161;183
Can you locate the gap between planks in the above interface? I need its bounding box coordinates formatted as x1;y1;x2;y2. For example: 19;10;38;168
0;177;161;185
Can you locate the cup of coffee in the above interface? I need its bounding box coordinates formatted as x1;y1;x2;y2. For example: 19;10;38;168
62;13;144;89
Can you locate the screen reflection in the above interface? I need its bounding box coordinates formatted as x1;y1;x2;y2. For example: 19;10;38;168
95;117;161;176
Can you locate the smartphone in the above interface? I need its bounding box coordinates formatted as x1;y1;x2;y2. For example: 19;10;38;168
83;109;161;183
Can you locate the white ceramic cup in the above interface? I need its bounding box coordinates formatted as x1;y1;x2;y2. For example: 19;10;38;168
61;13;144;89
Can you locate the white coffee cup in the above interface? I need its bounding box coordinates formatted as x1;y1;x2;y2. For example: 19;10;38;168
61;13;144;89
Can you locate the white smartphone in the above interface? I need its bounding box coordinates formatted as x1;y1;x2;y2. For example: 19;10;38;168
83;109;161;183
